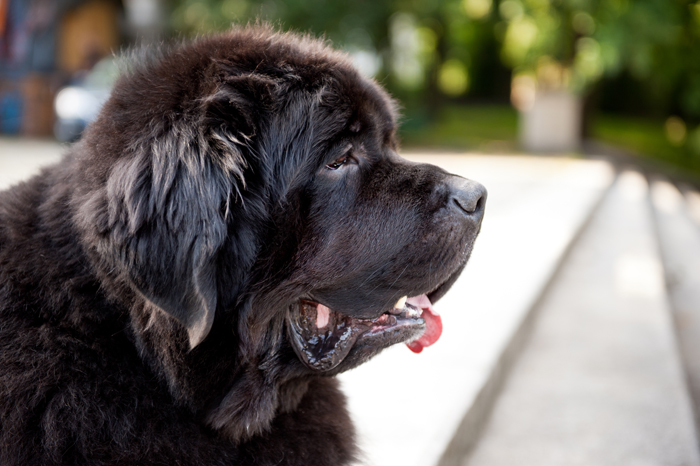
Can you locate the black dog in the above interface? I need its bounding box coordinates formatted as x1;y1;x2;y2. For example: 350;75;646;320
0;27;485;465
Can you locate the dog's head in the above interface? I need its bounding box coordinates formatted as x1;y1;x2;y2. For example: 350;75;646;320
73;26;485;441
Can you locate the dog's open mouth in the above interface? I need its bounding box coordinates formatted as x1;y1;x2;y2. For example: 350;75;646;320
287;295;442;371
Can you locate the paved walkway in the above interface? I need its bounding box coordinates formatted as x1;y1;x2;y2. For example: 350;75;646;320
465;171;699;466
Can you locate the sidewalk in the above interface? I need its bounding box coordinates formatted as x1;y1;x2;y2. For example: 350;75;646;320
0;137;64;190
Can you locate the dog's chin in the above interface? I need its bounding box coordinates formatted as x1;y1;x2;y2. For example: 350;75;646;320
286;259;469;375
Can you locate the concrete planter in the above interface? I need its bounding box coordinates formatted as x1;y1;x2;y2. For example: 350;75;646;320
520;90;582;153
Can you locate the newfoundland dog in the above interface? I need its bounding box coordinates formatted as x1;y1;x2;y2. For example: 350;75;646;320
0;27;486;465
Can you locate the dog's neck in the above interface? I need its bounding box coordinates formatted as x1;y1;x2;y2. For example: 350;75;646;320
126;294;315;442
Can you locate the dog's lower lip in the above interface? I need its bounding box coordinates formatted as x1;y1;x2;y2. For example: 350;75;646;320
287;299;425;371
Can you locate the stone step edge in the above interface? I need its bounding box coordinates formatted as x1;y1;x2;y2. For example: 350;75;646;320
649;176;700;440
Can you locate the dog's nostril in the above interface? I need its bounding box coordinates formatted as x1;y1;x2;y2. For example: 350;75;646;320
450;179;487;217
453;194;484;214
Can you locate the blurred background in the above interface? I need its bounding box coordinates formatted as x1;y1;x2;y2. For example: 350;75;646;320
3;1;700;465
2;0;700;175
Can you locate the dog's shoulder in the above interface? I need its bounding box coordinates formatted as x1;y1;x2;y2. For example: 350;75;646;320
0;161;103;326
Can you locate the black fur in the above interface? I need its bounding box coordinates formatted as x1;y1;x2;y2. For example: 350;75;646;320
0;26;485;465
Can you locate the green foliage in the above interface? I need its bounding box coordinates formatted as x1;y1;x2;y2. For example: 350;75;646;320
165;0;700;115
497;0;700;120
400;104;700;176
399;104;518;150
592;114;700;173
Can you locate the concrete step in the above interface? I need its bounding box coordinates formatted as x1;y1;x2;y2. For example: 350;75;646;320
650;178;700;433
340;154;614;466
463;171;700;466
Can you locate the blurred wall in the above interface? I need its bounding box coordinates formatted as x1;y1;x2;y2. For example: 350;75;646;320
0;0;123;137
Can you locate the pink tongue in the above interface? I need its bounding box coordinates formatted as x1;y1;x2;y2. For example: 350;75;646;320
405;295;443;354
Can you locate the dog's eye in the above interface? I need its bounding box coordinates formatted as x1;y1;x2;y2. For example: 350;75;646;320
326;155;352;170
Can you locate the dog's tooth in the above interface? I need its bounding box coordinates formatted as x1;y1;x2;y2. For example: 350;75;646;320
316;304;330;329
394;296;407;309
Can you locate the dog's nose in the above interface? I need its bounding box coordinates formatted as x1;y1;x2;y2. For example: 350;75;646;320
448;177;487;221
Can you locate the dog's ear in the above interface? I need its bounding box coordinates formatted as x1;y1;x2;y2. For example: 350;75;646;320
91;65;275;349
203;59;278;143
102;132;237;349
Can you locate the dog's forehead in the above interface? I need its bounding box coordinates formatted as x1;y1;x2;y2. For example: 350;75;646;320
353;92;398;147
331;77;399;148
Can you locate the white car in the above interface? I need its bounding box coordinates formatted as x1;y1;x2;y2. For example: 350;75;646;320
54;58;118;142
